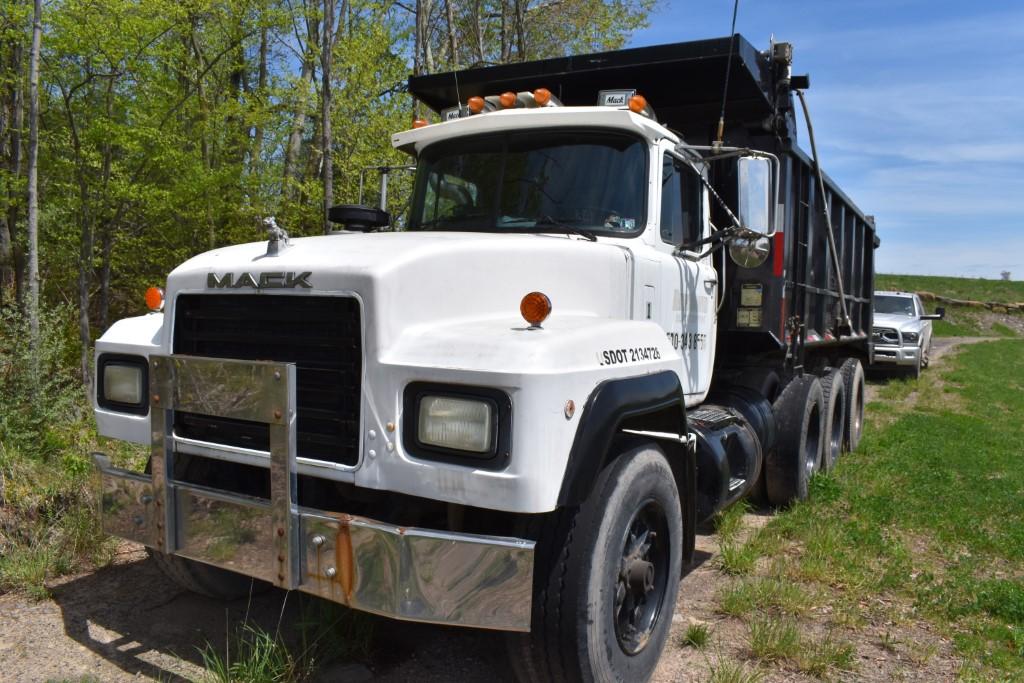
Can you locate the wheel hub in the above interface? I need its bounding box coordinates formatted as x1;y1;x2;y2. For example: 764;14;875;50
613;501;670;655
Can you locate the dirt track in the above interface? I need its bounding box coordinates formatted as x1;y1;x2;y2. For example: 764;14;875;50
0;337;993;682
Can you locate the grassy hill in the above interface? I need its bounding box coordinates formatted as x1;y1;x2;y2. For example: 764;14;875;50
875;274;1023;337
876;274;1024;304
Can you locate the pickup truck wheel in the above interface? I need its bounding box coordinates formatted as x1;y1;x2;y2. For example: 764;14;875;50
819;369;847;472
766;375;824;505
148;549;266;600
906;355;922;380
839;358;865;452
507;443;682;683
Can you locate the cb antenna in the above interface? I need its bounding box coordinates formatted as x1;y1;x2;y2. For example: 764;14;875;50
714;0;741;152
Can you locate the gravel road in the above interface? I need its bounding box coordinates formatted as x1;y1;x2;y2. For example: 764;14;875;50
0;337;994;682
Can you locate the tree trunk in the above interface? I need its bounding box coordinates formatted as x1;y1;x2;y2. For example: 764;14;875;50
473;0;485;64
25;0;41;354
252;22;268;167
282;11;319;197
321;0;335;234
6;39;25;308
446;0;458;68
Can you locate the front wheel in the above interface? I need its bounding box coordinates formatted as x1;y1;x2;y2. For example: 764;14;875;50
507;443;683;683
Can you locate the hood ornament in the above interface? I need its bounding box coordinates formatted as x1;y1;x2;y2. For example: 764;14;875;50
263;216;290;257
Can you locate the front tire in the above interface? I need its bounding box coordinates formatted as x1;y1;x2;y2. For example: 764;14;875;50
149;549;266;600
508;443;683;683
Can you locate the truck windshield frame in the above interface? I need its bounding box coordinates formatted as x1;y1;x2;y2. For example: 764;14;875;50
408;129;649;238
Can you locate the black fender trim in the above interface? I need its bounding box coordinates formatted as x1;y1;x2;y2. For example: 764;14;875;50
557;370;687;507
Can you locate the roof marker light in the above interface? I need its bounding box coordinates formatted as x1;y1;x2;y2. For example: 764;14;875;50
532;88;551;106
499;91;517;108
412;118;429;128
467;96;486;114
628;94;648;114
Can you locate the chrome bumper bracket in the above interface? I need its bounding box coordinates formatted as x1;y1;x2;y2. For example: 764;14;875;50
94;354;534;632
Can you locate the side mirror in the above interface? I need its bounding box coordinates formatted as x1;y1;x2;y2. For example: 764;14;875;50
737;156;773;234
328;204;390;232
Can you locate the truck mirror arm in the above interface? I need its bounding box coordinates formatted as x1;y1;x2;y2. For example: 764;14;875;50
675;144;781;239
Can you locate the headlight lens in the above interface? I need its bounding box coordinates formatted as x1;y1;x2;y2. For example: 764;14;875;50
418;396;493;453
902;331;919;344
103;363;144;404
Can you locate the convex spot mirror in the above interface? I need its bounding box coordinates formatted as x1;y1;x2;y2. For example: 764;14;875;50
328;204;391;232
737;156;772;235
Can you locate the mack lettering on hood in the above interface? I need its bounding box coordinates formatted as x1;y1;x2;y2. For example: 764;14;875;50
207;272;313;289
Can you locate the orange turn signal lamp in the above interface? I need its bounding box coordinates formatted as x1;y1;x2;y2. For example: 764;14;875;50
499;91;517;108
520;291;551;328
533;88;551;106
412;118;429;129
467;96;486;114
628;94;648;114
145;286;164;312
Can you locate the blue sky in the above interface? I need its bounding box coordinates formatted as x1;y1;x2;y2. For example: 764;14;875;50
629;1;1024;279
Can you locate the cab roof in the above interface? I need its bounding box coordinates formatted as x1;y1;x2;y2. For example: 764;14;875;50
391;106;677;155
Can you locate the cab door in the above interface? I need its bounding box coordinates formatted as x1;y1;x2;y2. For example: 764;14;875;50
656;148;718;398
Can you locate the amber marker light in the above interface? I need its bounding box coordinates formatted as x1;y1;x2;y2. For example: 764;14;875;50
412;118;429;128
145;286;164;312
628;94;648;113
520;291;552;328
499;91;517;108
532;87;551;106
467;96;486;114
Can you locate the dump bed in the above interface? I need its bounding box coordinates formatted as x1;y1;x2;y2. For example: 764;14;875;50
408;35;878;363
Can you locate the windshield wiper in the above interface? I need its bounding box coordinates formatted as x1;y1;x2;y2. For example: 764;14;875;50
534;216;598;242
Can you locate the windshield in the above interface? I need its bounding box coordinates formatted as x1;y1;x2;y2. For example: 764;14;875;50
874;295;915;316
409;130;647;236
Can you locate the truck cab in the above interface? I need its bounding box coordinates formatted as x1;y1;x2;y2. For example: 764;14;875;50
91;35;877;683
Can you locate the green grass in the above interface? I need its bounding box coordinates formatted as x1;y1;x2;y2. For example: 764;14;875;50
747;618;800;661
716;339;1024;679
704;657;764;683
682;622;713;649
876;274;1024;304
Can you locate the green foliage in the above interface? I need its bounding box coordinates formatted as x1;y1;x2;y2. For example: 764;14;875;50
747;617;800;661
704;657;764;683
199;622;307;683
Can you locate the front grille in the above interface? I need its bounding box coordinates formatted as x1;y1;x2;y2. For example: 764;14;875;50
872;327;900;345
173;294;362;466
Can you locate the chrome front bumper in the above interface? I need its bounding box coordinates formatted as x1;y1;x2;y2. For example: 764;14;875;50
93;354;534;632
872;344;920;366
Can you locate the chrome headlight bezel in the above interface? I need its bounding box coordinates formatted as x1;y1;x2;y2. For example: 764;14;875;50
901;331;919;345
402;382;512;469
97;353;149;415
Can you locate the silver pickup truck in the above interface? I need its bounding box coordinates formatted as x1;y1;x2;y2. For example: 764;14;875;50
872;291;945;378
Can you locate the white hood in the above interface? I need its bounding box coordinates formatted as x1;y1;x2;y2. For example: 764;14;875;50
165;231;633;352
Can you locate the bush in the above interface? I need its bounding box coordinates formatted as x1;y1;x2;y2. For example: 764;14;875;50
0;303;116;597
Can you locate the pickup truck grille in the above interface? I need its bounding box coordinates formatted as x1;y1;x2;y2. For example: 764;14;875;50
872;327;900;345
172;294;362;466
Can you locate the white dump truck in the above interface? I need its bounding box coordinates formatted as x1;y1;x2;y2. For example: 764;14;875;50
92;34;878;682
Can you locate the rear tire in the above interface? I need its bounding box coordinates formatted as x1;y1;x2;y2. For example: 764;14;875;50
766;375;824;506
507;443;683;683
839;358;865;453
819;369;847;472
149;549;266;600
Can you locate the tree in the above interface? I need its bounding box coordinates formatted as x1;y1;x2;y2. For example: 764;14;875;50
25;0;39;352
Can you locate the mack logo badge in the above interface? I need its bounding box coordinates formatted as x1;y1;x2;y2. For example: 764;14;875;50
207;272;312;289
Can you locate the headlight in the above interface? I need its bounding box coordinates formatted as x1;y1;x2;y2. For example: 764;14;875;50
418;395;493;453
902;331;919;344
97;354;149;414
